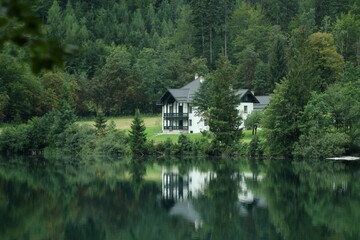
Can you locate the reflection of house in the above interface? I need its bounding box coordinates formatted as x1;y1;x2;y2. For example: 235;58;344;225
162;167;261;203
159;76;269;134
162;167;215;201
162;167;265;226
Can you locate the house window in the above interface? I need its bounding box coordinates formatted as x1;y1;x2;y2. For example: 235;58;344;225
244;105;248;113
189;119;192;126
169;105;173;113
204;119;208;126
189;105;192;113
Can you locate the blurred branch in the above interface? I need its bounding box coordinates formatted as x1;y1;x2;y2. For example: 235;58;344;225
0;0;74;73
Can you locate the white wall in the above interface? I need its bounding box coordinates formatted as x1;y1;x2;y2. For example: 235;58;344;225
188;106;209;133
237;102;254;128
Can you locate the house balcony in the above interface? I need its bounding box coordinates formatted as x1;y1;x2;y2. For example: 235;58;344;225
164;126;189;130
163;113;189;120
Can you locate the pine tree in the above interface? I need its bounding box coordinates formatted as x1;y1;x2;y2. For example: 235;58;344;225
129;109;147;155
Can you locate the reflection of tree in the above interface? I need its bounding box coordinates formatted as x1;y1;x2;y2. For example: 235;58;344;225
264;159;360;240
206;162;241;240
0;156;200;240
192;160;281;240
262;160;320;240
293;160;360;238
128;157;147;199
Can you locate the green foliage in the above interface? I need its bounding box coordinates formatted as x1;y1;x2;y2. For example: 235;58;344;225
174;134;193;155
296;71;360;154
1;0;360;159
95;129;129;156
0;53;43;122
55;123;96;155
94;111;107;137
332;12;360;63
208;56;242;152
269;37;287;90
129;109;147;155
307;32;345;91
244;111;263;135
0;0;67;73
48;98;77;147
293;130;350;159
0;124;31;154
248;135;261;158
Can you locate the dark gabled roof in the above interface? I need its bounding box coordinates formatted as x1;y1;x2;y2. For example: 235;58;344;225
168;88;190;102
254;96;271;110
160;78;261;105
235;89;260;103
182;78;202;101
159;78;202;104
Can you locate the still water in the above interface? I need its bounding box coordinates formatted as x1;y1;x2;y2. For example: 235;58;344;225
0;156;359;240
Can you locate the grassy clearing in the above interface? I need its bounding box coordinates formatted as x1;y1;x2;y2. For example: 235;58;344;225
79;115;162;130
79;116;205;143
77;116;263;144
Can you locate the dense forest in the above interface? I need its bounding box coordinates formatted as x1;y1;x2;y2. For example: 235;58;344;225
1;0;360;157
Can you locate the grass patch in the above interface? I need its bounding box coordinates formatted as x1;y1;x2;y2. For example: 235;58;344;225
148;132;204;143
79;116;206;143
242;130;263;143
72;116;264;144
78;115;162;130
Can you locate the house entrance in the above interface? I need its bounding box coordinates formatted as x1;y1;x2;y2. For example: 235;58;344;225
179;120;183;129
179;105;183;116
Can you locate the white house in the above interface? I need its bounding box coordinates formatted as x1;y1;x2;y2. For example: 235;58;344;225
159;76;266;134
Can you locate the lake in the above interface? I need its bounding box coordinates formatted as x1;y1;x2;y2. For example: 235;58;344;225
0;156;359;240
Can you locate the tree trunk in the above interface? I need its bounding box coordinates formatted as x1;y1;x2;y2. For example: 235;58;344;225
210;27;213;65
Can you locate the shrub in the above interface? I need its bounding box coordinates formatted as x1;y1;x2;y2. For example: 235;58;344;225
27;114;54;150
248;135;260;157
293;130;351;159
56;124;96;155
0;124;31;154
96;129;130;156
175;134;193;155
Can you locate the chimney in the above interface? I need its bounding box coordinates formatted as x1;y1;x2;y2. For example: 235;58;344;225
199;76;204;83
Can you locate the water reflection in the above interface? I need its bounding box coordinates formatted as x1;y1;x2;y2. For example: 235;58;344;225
161;161;274;239
0;156;359;239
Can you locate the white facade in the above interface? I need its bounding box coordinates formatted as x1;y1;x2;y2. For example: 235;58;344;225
160;77;262;134
238;102;255;128
161;102;209;134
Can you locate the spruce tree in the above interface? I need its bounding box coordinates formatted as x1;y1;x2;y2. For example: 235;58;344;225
129;109;147;155
94;111;107;137
209;55;242;152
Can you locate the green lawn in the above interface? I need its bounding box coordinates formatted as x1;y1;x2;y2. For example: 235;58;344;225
79;115;162;130
79;115;205;143
242;129;263;143
78;116;263;144
1;115;263;143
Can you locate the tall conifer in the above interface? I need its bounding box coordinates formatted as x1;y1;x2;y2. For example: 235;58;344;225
129;109;147;155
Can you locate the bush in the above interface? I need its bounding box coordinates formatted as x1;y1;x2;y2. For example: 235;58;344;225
154;138;174;156
174;134;193;155
27;114;54;150
56;124;96;155
0;124;31;154
293;130;351;159
248;135;261;158
192;138;210;156
96;129;130;156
